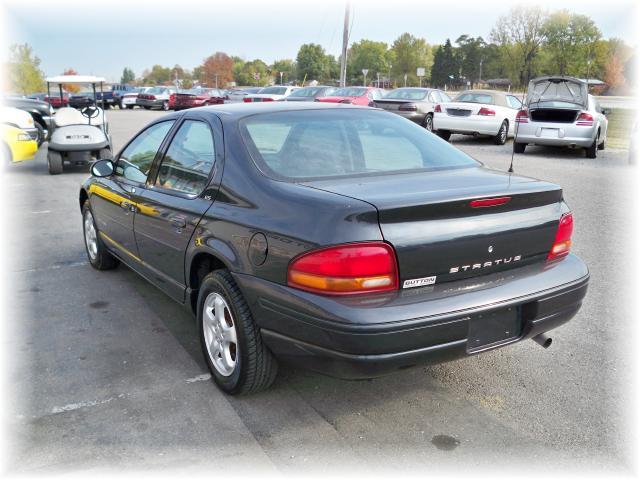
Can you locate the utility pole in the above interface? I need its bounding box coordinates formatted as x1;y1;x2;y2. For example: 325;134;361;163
339;2;350;88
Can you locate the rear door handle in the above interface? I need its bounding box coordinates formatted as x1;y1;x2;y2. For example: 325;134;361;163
170;216;187;229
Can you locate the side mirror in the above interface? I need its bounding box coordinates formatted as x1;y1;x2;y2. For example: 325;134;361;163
601;109;608;116
91;159;114;177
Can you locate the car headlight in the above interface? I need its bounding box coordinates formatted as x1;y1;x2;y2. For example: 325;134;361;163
16;133;31;141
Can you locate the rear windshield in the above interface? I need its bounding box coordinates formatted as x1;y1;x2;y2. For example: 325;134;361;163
454;92;494;104
260;86;287;95
383;89;429;100
240;109;478;180
332;87;367;97
291;87;323;97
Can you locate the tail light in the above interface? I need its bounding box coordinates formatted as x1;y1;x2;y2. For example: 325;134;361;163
243;97;252;103
516;109;529;123
287;242;398;295
576;112;594;126
477;107;495;116
339;99;352;104
547;212;573;261
434;104;442;113
149;95;156;100
399;103;418;112
262;97;274;102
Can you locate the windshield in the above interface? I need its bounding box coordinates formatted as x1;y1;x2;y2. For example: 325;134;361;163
148;87;165;94
454;92;494;104
240;109;478;180
259;86;288;95
383;89;429;100
332;87;367;97
291;87;323;97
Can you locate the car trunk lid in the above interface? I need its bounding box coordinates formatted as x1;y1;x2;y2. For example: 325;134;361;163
303;167;563;286
374;99;420;112
527;76;588;109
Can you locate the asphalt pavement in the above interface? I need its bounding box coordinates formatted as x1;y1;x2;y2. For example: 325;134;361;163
3;108;636;476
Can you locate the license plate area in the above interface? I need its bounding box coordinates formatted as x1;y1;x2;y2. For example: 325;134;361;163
467;306;520;352
540;128;560;138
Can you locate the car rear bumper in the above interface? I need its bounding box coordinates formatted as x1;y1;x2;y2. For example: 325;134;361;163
137;98;165;108
515;123;597;147
235;254;589;379
434;113;503;136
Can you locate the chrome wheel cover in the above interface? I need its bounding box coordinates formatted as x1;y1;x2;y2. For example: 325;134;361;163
500;123;507;143
203;292;238;376
83;210;98;261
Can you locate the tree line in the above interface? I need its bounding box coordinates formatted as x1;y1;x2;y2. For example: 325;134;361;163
5;7;636;95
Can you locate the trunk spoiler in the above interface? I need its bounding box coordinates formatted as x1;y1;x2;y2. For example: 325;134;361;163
526;76;588;109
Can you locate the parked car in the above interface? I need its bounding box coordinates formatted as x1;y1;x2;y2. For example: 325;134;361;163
110;84;136;109
69;92;96;109
227;87;264;103
137;86;177;110
29;92;70;109
282;86;337;102
433;89;522;144
119;87;152;109
1;95;53;143
243;85;300;102
1;124;38;163
0;106;41;145
173;88;225;111
80;102;588;395
513;77;608;159
374;87;451;132
316;86;386;106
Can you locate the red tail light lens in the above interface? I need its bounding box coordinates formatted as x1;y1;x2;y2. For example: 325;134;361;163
477;107;495;116
470;196;511;208
149;95;156;100
287;242;399;295
243;97;252;103
434;104;442;113
399;103;418;112
516;109;529;123
576;112;594;126
262;97;274;102
548;212;573;261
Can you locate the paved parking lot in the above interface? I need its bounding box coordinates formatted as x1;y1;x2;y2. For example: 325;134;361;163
3;109;636;475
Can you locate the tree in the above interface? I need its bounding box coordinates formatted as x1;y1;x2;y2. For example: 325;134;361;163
430;39;458;88
296;44;330;82
121;67;135;84
61;68;80;93
6;43;45;94
271;59;296;84
455;35;486;85
202;52;234;88
143;65;172;85
234;59;270;86
390;33;433;86
604;55;625;90
491;6;547;86
347;40;390;85
624;54;636;86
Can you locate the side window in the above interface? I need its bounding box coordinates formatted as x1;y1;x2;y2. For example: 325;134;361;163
438;91;452;102
428;92;438;103
116;121;174;183
507;95;522;109
155;120;216;195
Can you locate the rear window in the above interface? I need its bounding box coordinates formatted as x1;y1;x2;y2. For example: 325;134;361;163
260;86;287;95
454;92;494;104
332;87;367;97
240;109;478;180
291;87;322;97
383;89;429;100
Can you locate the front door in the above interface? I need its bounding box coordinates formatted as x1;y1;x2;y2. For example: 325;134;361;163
90;120;175;262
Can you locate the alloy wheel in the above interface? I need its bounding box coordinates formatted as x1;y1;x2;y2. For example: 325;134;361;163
203;292;238;376
83;210;98;261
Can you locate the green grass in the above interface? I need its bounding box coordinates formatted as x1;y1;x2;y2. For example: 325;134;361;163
605;108;633;150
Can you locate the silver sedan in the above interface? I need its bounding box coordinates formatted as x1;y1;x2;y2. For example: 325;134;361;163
373;88;451;132
514;76;608;159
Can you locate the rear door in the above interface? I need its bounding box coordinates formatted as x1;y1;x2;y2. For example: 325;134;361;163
90;120;175;261
133;113;222;301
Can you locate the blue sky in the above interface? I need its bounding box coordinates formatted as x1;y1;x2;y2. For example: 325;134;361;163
2;0;638;82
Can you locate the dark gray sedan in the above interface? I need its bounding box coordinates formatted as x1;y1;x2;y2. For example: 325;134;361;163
374;87;451;131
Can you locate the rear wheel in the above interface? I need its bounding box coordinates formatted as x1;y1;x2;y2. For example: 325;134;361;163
198;270;277;395
47;151;63;175
127;105;134;110
144;106;151;110
495;120;508;145
586;132;599;158
82;202;119;270
514;142;526;154
162;101;169;111
436;130;451;141
598;134;606;150
423;113;434;132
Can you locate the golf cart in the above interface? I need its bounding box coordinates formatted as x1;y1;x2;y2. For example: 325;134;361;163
45;75;112;175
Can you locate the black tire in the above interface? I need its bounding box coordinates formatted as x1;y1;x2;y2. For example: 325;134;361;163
82;202;119;270
162;101;169;111
437;130;451;141
495;120;508;145
423;113;434;132
197;270;277;395
47;150;63;175
144;106;151;110
586;133;598;159
514;142;526;154
126;105;134;110
598;135;605;150
34;122;45;147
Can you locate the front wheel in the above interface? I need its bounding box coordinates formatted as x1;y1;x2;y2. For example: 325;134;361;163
495;120;508;145
514;142;526;154
198;270;277;395
423;113;434;132
47;151;63;175
82;202;119;270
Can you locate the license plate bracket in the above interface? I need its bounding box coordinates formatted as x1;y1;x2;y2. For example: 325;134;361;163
467;307;520;352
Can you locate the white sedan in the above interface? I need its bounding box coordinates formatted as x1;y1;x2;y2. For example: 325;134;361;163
243;85;300;103
433;90;522;145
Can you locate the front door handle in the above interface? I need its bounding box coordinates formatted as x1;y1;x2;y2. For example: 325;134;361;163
170;216;187;229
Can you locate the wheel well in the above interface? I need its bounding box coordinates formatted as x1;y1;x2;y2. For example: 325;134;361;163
32;114;46;130
79;189;88;212
188;252;227;313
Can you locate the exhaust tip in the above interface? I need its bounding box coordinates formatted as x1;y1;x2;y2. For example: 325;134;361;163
532;333;552;349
